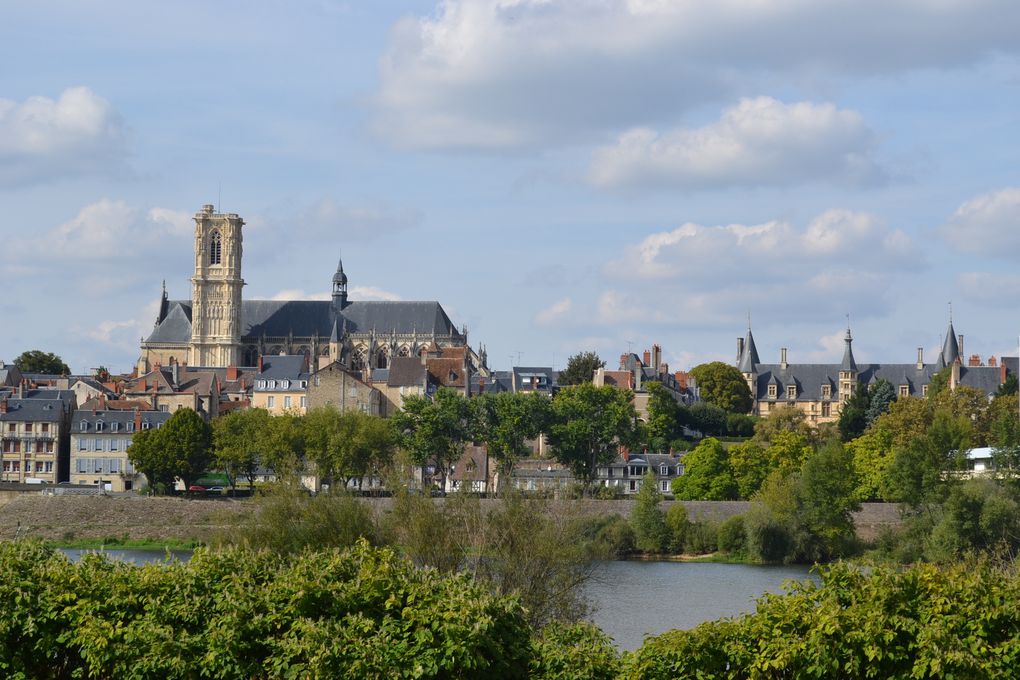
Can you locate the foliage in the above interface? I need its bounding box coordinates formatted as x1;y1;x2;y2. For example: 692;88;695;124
689;362;752;414
557;351;606;386
886;410;970;506
303;405;396;489
12;349;70;375
623;560;1020;680
212;408;274;489
995;372;1018;398
716;515;746;555
837;382;870;441
126;408;212;492
125;427;172;493
529;622;621;680
547;383;639;493
664;503;689;553
864;378;897;427
751;404;815;444
582;513;636;558
219;485;379;554
797;440;861;558
924;478;1020;562
0;540;533;679
630;472;669;553
928;365;952;397
846;427;895;501
475;391;553;488
643;382;685;451
683;519;719;555
391;387;475;489
724;413;757;438
728;431;811;499
671;438;737;501
682;401;727;437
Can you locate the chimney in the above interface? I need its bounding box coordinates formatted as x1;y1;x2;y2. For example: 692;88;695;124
989;356;998;367
99;395;107;409
1000;361;1008;385
171;361;180;387
652;344;662;375
0;398;6;414
968;354;982;367
958;335;964;362
134;408;142;431
643;350;652;366
18;380;25;399
257;355;264;373
619;354;629;369
226;364;238;381
620;446;630;462
780;348;788;370
916;347;924;370
737;337;744;363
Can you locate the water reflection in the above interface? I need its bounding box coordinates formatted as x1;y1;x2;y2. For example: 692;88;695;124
60;548;193;564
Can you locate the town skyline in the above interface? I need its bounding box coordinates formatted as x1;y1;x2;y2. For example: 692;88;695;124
2;1;1019;374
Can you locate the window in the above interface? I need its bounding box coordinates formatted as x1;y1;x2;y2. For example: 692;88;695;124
159;405;169;412
45;442;53;453
110;439;119;452
94;439;103;452
257;380;265;389
661;480;669;492
2;461;10;473
209;230;222;265
267;396;275;408
76;459;87;473
630;480;636;492
142;421;150;430
607;467;614;477
6;424;14;432
94;460;103;473
35;462;44;472
899;385;909;398
822;402;831;417
111;459;120;473
660;465;668;475
44;462;53;473
787;385;797;399
300;381;307;388
110;422;119;432
269;380;276;389
922;384;929;397
127;422;134;432
821;384;831;399
24;442;33;454
281;380;289;389
41;423;48;433
767;384;777;399
284;396;292;409
80;421;88;431
300;397;306;409
96;421;104;432
78;439;86;451
25;423;32;432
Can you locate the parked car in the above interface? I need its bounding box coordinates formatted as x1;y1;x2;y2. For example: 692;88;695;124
206;486;225;493
188;484;206;492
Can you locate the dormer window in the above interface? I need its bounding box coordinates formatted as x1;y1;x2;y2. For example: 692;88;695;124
821;384;831;399
767;384;777;399
110;422;119;432
787;385;797;400
127;422;134;432
80;421;88;431
899;384;909;398
280;380;290;390
96;421;104;432
142;421;150;430
922;384;929;397
660;465;668;475
209;231;222;265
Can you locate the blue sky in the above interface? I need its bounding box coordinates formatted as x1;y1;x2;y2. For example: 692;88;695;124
1;0;1019;375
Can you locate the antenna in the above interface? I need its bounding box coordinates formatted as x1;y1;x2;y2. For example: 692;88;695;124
626;340;634;354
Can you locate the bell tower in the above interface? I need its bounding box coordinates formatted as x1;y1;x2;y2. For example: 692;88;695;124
189;203;244;367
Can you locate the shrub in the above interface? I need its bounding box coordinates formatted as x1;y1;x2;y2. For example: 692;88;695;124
683;520;718;555
631;472;669;554
716;515;745;555
529;621;620;680
664;503;688;553
585;513;636;558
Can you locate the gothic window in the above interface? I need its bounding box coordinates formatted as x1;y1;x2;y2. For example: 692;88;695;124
786;385;797;400
351;347;367;370
377;350;388;369
209;231;222;265
398;345;410;358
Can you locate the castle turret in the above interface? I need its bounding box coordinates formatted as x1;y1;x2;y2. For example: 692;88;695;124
838;326;858;403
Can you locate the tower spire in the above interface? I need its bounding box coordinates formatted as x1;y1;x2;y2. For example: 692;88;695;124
332;252;349;310
841;323;858;372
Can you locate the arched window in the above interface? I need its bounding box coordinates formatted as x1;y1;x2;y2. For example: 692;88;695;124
209;231;222;265
377;350;388;369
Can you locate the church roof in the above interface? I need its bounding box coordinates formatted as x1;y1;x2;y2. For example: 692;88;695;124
144;299;461;345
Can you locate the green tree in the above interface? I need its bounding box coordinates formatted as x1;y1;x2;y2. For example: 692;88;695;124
864;378;897;427
125;427;174;493
158;408;213;490
391;387;475;490
644;381;685;451
557;351;606;387
689;362;752;414
547;383;638;494
846;427;895;501
262;412;305;480
212;408;273;491
837;382;870;441
474;391;553;491
303;406;396;491
671;438;737;500
13;350;70;375
729;431;811;499
752;404;815;444
683;401;727;437
798;440;860;559
664;503;689;553
995;372;1018;398
887;410;971;506
630;472;669;553
928;366;952;397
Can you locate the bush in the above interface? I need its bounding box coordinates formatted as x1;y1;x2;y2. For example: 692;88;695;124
631;472;669;554
664;503;688;553
716;515;745;555
624;560;1020;679
683;520;718;555
585;513;636;558
529;622;620;680
0;540;533;679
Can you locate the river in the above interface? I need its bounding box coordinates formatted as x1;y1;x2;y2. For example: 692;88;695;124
585;560;816;651
60;549;814;651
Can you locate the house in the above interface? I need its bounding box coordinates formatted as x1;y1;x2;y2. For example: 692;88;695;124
738;319;1013;424
252;355;310;414
375;356;430;415
510;459;574;493
123;360;221;419
307;361;382;416
597;451;685;496
70;407;172;492
446;445;493;493
594;344;697;421
0;386;75;483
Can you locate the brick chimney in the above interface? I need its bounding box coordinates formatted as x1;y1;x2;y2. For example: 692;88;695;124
134;408;142;432
652;344;662;375
226;364;239;381
99;395;107;409
989;356;998;367
1001;362;1008;385
257;355;264;373
968;354;982;367
643;349;652;366
0;398;7;414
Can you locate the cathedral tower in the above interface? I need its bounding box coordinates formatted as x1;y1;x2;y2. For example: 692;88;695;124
189;204;244;367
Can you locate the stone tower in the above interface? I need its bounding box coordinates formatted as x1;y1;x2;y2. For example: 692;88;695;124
189;204;244;367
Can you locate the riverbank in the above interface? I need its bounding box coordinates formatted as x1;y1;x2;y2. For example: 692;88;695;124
0;494;903;544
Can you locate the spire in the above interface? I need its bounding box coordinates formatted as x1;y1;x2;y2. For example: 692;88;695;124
941;314;960;366
329;317;341;343
841;325;858;372
332;253;349;310
738;327;760;373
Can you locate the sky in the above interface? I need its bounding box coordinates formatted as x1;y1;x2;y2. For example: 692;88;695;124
1;0;1019;376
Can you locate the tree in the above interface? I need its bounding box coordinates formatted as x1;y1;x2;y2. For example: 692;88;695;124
547;383;638;494
643;381;685;451
391;388;475;490
157;408;213;490
797;440;860;559
886;410;971;507
474;392;552;491
213;408;274;491
846;427;895;501
684;402;727;437
13;350;70;375
557;351;605;387
125;427;174;493
729;431;811;499
928;366;952;398
631;472;669;553
671;438;737;500
689;362;752;414
864;378;896;428
752;404;815;444
262;412;305;481
837;382;870;441
303;406;396;491
995;372;1018;398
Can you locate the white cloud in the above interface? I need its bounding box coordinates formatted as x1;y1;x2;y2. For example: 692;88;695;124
597;290;670;325
375;0;1020;150
534;297;573;326
943;187;1020;255
0;87;128;185
589;97;883;189
350;286;403;301
37;200;188;259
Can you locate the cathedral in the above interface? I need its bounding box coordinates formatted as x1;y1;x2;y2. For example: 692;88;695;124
137;204;487;374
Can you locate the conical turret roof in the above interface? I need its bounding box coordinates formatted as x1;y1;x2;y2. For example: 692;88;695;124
841;327;858;372
941;320;960;366
738;328;760;373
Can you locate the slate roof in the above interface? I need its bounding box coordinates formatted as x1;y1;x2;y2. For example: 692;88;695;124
387;358;427;387
512;366;556;392
0;390;74;422
73;409;172;430
145;299;461;344
738;329;761;373
256;356;308;382
0;363;23;387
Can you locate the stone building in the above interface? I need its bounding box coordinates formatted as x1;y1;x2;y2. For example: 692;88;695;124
252;355;310;415
738;319;1011;424
306;361;382;416
70;407;171;492
138;204;488;377
122;361;221;419
0;386;74;483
